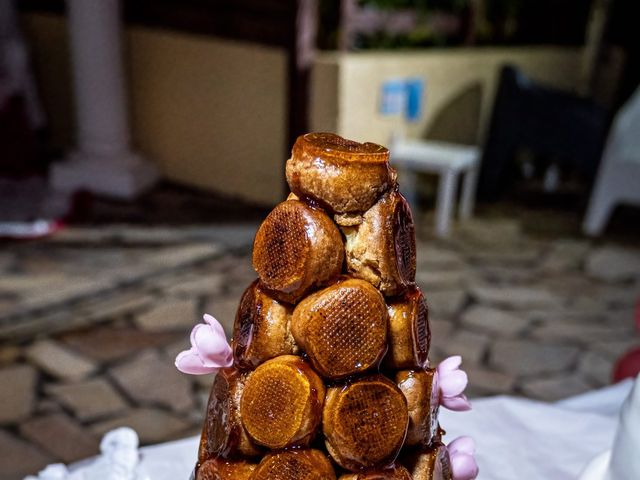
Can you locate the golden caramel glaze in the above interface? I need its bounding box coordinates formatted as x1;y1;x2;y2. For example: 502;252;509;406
334;211;364;227
291;278;389;379
323;374;409;471
343;191;416;297
252;449;336;480
196;458;256;480
253;199;344;304
338;465;413;480
232;279;298;369
198;368;260;463
384;287;430;370
396;368;439;447
402;444;452;480
286;132;396;214
240;355;325;449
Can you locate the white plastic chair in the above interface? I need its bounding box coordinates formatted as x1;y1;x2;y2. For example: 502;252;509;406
390;137;481;238
583;87;640;236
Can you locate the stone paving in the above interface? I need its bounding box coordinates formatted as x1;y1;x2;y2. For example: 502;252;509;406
0;218;639;479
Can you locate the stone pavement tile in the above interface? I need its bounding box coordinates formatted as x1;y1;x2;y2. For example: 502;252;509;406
0;345;21;365
25;339;97;382
36;399;63;415
204;295;241;335
604;308;636;328
46;378;129;422
520;374;593;401
464;366;516;396
19;412;100;463
0;274;69;295
599;284;640;308
0;364;37;425
109;350;194;413
76;292;155;323
194;373;216;390
416;246;466;270
416;270;467;291
49;226;226;246
578;351;615;386
90;408;192;445
490;339;580;376
190;223;258;250
60;326;183;363
134;299;198;332
455;218;522;247
20;278;115;312
525;307;605;325
591;338;640;360
228;260;259;285
203;255;244;276
0;299;18;317
145;244;223;270
429;318;455;342
465;248;542;266
531;322;633;344
470;284;562;310
0;310;71;341
542;275;600;302
0;429;54;480
586;246;640;283
439;330;490;365
162;273;225;297
562;295;610;319
538;239;590;273
474;265;539;284
163;339;189;362
424;289;467;318
460;305;532;337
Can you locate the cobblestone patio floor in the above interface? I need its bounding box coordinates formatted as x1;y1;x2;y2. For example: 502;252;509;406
1;218;639;478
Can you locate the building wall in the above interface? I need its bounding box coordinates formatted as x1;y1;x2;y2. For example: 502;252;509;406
311;48;588;147
22;13;287;205
23;12;615;204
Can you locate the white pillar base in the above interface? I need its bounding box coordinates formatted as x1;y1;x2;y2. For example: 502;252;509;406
51;151;159;200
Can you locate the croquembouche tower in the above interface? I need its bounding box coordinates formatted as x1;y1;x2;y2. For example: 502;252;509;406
176;133;478;480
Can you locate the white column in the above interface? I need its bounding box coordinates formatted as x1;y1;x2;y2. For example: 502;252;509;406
51;0;157;199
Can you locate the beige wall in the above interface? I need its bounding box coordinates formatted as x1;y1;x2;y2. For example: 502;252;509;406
22;13;287;205
311;48;587;147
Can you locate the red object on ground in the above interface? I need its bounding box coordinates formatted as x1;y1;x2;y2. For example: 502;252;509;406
613;348;640;383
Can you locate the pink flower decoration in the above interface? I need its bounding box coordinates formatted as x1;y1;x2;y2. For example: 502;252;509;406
437;355;472;411
448;436;479;480
175;314;233;375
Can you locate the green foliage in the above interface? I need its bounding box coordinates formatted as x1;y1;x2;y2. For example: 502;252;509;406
359;0;469;13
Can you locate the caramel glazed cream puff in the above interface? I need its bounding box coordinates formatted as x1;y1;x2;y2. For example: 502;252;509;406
190;132;476;480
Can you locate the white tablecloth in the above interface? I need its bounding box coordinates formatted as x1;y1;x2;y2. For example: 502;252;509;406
84;379;635;480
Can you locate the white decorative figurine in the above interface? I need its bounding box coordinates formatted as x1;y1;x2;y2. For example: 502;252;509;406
24;428;149;480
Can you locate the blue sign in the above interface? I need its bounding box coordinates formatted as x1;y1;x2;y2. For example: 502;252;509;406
405;77;424;122
380;79;406;115
379;77;425;122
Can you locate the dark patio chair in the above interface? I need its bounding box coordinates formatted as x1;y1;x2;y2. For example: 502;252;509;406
478;65;609;201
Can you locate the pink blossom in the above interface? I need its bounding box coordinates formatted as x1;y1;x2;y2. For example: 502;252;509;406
437;355;472;411
448;436;479;480
175;314;233;375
